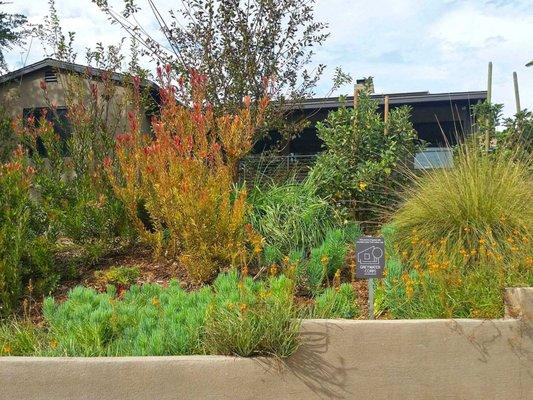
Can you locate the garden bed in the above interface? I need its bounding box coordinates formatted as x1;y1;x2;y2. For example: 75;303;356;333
1;288;532;400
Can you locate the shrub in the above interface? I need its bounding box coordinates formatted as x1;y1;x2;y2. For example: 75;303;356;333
309;88;420;224
26;272;300;357
312;283;359;319
0;319;45;356
107;69;267;282
0;106;17;162
0;149;57;316
14;111;132;246
94;266;140;288
248;178;340;256
203;272;300;357
382;144;532;318
302;227;355;293
472;102;532;157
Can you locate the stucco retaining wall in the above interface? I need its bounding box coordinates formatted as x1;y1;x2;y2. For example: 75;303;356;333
1;288;532;400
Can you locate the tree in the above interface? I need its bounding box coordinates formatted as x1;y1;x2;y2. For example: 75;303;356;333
93;0;328;117
0;2;27;72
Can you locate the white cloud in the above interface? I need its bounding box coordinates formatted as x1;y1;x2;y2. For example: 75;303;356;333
3;0;532;116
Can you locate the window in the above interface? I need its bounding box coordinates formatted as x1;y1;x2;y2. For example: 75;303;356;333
23;107;71;156
44;68;58;83
414;147;453;169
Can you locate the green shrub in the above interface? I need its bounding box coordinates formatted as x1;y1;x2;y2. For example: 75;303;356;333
0;319;45;356
13;272;301;358
309;89;420;223
0;106;17;162
0;155;57;316
41;283;211;356
472;102;532;157
94;266;140;288
382;144;532;318
312;284;359;319
203;272;300;357
248;179;340;256
303;228;350;293
262;244;283;266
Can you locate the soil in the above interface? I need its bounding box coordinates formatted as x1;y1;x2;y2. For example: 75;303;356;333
22;244;378;323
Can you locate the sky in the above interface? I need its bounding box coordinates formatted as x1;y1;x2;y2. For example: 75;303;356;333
4;0;532;117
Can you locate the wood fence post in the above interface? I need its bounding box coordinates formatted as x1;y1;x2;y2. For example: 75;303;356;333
485;62;493;152
384;95;390;135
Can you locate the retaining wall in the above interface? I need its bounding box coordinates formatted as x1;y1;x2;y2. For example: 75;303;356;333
1;288;532;400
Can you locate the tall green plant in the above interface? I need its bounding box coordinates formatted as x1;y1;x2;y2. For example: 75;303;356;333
0;149;56;316
248;178;340;257
309;89;420;224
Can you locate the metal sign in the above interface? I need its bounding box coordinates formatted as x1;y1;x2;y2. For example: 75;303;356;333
355;236;385;279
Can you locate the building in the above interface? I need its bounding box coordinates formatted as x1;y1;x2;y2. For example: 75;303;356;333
243;82;487;180
0;58;159;138
0;59;487;172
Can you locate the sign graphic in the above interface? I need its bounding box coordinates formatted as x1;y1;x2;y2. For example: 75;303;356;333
355;236;385;279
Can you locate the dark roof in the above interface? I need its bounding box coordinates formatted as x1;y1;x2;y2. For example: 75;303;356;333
0;58;158;89
294;90;487;110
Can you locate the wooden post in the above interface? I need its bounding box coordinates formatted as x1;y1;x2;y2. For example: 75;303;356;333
513;72;521;114
384;95;390;135
353;84;358;109
485;62;493;152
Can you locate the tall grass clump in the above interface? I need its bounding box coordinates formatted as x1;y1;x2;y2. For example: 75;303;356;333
203;271;300;357
383;143;532;318
248;178;340;256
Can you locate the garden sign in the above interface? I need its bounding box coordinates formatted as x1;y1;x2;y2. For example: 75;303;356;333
355;236;385;319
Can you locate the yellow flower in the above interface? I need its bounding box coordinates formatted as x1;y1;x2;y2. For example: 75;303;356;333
50;339;58;350
358;181;368;191
333;269;341;290
2;344;12;354
406;284;414;299
239;303;248;313
151;297;160;307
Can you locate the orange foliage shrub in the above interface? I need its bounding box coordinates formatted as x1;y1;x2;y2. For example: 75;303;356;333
107;67;267;282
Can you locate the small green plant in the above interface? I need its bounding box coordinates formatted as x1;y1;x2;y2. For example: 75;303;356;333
302;228;351;293
3;272;300;357
0;319;45;356
312;284;359;319
203;272;300;357
94;266;140;288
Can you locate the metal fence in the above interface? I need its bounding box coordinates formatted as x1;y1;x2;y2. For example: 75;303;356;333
238;154;318;184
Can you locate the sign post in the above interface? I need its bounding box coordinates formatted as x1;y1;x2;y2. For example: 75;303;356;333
355;236;385;319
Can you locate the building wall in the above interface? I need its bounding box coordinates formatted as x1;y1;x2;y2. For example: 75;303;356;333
0;69;152;134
